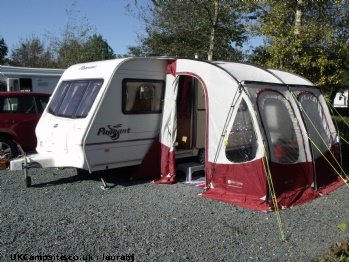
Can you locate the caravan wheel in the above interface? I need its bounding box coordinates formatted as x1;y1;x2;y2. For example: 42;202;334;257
197;149;205;165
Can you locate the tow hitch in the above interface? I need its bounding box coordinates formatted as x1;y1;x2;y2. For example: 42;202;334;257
16;143;32;187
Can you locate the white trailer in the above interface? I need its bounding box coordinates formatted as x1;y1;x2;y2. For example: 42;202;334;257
333;90;348;108
0;65;65;93
10;57;206;185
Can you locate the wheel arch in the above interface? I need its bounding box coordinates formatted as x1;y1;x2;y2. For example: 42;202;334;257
0;131;15;141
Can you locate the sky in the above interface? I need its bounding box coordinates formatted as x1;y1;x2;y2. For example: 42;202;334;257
1;0;147;56
1;0;263;57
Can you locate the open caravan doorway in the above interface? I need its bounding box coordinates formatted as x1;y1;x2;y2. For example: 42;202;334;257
175;75;206;165
133;73;207;183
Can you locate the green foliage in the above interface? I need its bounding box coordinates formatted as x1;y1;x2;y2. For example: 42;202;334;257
57;39;83;68
57;34;115;68
0;37;8;64
127;0;247;61
9;35;56;68
247;0;349;94
316;239;349;262
54;1;117;68
81;34;116;62
338;223;347;233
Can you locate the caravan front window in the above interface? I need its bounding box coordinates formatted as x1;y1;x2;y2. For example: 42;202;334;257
122;79;164;114
48;79;103;118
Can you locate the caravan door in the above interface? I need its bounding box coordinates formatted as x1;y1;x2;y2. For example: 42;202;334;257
175;75;206;158
8;79;20;91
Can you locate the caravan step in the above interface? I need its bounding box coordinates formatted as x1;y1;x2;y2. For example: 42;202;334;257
177;162;205;181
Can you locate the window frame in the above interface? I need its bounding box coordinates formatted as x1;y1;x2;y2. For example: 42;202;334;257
48;79;103;118
122;78;165;115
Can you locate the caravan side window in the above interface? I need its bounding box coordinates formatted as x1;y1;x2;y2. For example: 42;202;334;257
122;79;164;114
48;79;103;118
225;99;257;163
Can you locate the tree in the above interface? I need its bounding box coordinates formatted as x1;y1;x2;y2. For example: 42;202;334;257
51;3;115;68
57;34;116;68
51;0;94;68
247;0;349;94
10;35;56;67
0;37;9;64
57;39;83;68
127;0;247;61
81;34;115;62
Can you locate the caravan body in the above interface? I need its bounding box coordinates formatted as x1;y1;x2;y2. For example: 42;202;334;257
0;65;64;93
10;57;344;211
333;90;348;108
11;58;205;172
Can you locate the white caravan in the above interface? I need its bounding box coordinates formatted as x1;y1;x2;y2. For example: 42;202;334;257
10;58;206;182
333;90;348;108
0;65;65;93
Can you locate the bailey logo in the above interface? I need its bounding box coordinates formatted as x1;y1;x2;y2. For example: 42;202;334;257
97;124;131;140
78;65;97;70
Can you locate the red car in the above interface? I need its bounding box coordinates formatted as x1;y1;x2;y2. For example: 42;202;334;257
0;92;51;160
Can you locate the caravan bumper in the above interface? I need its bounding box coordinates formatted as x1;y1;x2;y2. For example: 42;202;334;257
10;153;56;171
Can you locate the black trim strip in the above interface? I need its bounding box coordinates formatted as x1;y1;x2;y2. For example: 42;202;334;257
86;137;156;147
243;81;288;87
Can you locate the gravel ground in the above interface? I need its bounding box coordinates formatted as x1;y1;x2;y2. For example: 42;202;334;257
1;164;348;262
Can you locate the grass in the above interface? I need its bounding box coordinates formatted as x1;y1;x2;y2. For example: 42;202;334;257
315;239;349;261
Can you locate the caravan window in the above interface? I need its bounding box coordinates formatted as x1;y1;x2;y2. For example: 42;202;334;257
225;99;257;163
48;79;103;118
122;79;164;114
